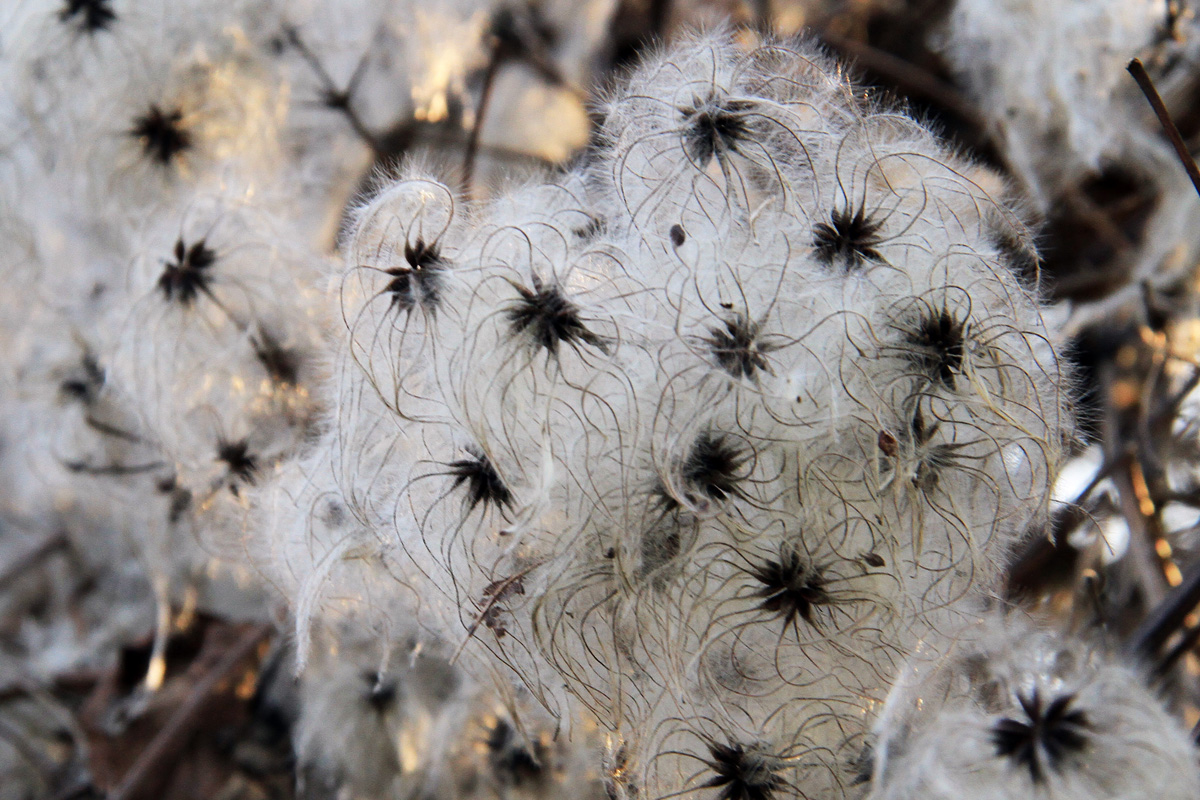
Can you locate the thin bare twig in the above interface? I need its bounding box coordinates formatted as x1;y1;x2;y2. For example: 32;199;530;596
1128;58;1200;199
107;624;271;800
450;560;544;665
0;715;59;780
1155;618;1200;675
1129;561;1200;658
285;26;381;154
1159;361;1200;425
462;42;503;200
1114;460;1171;603
46;778;92;800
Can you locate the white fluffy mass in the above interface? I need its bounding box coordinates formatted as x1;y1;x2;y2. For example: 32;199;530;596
262;30;1074;798
870;614;1200;800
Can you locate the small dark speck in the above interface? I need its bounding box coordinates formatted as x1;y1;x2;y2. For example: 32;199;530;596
251;327;301;386
813;206;885;270
448;446;514;514
217;438;257;487
130;104;192;166
158;238;216;305
362;672;397;712
860;552;885;568
573;216;605;241
506;274;608;357
60;0;117;33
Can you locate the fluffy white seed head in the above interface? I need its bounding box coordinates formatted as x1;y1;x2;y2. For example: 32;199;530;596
869;614;1200;800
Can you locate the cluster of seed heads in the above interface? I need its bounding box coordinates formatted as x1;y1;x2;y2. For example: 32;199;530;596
0;0;600;797
5;1;1199;798
274;30;1080;799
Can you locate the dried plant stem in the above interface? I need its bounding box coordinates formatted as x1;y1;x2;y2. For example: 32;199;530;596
107;624;271;800
1130;561;1200;658
286;26;382;155
1128;58;1200;199
463;42;503;200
